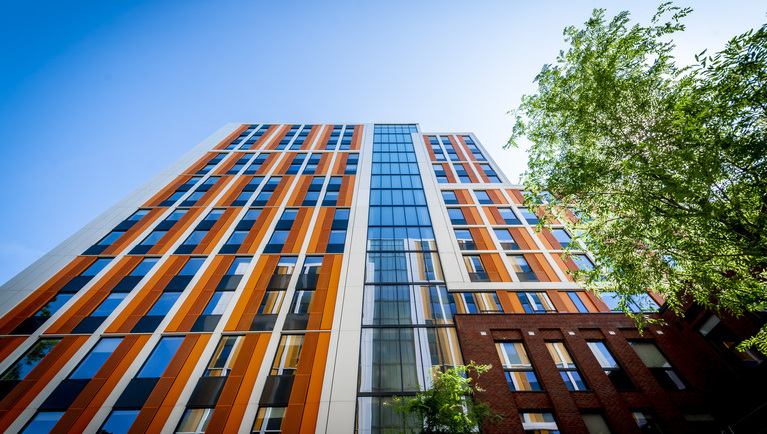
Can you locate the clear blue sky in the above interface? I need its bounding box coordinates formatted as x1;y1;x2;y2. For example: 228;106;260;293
0;0;764;284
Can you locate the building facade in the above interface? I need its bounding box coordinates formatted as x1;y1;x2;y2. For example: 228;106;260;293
0;123;763;434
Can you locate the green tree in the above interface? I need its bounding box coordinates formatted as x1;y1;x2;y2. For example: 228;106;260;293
392;362;499;434
509;3;767;351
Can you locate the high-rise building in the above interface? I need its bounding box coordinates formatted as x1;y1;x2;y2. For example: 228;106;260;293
0;123;763;434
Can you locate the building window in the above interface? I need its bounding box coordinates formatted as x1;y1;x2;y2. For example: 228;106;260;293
97;230;126;246
175;408;212;434
1;339;61;381
546;342;587;390
448;208;467;225
455;292;503;314
632;411;664;434
21;412;65;434
464;255;489;282
205;336;246;377
566;292;590;313
264;230;289;254
496;342;541;391
599;292;657;312
630;342;686;390
480;163;501;183
550;229;573;249
474;190;493;204
345;154;359;174
136;336;184;378
582;413;611;434
571;254;594;270
509;255;539;282
517;292;556;313
519;412;559;433
518;207;540;225
494;229;520;250
454;229;477;250
29;294;75;321
498;208;521;225
587;341;635;390
271;335;303;375
327;229;347;253
99;410;140;434
441;191;458;204
453;164;472;183
69;338;123;379
322;191;339;206
253;407;285;433
433;164;448;183
87;292;128;317
145;292;181;316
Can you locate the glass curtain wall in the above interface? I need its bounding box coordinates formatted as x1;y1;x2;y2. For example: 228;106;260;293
356;125;462;434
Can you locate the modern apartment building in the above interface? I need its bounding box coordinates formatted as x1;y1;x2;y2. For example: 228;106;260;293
0;123;763;434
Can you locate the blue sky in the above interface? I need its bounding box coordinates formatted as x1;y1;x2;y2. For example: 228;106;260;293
0;0;764;284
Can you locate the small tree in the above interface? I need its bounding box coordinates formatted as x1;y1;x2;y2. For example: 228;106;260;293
392;362;499;434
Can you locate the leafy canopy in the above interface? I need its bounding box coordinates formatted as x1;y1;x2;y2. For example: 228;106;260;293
392;362;499;434
509;3;767;351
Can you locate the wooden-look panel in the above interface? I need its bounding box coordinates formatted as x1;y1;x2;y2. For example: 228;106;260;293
349;124;362;151
256;153;281;175
274;152;302;175
265;176;294;207
337;176;355;207
486;190;507;204
423;135;437;161
218;176;257;207
307;255;343;331
437;162;456;183
455;135;478;162
287;176;313;207
307;208;332;254
205;333;272;432
468;228;494;250
331;154;348;176
182;153;222;177
298;126;320;151
281;332;331;433
507;189;525;204
0;337;27;364
316;125;335;150
472;162;491;183
314;154;332;176
550;253;577;282
479;254;512;282
283;208;314;255
225;255;280;331
454;190;473;205
521;253;558;282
